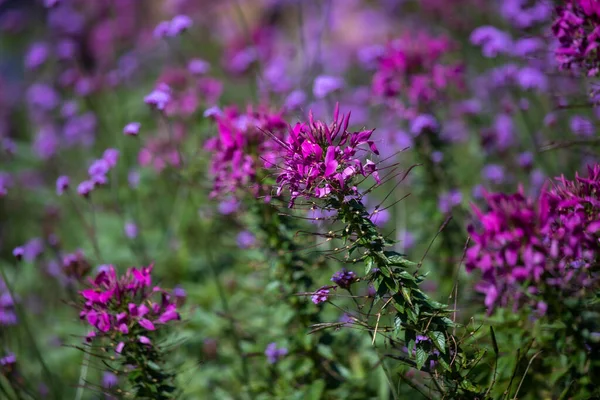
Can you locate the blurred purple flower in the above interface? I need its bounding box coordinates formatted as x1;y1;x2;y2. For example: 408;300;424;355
124;222;138;239
570;116;595;137
218;197;240;215
284;90;306;110
103;372;118;388
236;231;256;249
77;180;94;197
517;67;548;91
27;84;59;110
438;190;462;213
123;122;141;136
25;42;49;70
56;176;69;195
470;26;513;58
483;164;505;184
410;114;438;136
188;58;210;75
313;75;344;99
265;343;288;364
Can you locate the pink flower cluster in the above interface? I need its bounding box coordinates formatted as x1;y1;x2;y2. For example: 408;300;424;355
80;265;180;351
466;165;600;313
275;105;380;207
553;0;600;76
372;32;463;107
205;106;287;199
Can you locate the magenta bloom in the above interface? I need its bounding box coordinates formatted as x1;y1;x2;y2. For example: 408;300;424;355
553;1;600;76
79;264;181;351
205;106;288;198
467;165;600;314
372;32;463;106
275;105;380;207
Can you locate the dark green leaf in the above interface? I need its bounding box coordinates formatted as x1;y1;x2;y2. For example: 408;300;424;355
428;331;446;354
415;345;427;370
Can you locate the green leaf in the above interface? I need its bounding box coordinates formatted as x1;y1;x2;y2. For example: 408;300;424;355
437;355;451;372
428;331;446;354
415;345;427;370
383;251;417;268
401;287;413;307
490;326;499;355
406;307;418;324
305;380;326;400
459;379;480;393
365;257;374;275
394;314;403;336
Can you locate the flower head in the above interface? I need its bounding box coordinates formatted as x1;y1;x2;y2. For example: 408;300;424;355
264;342;288;364
56;175;69;195
553;1;600;76
311;286;331;305
467;165;600;314
79;265;180;350
331;269;357;289
275;105;380;207
205;105;287;198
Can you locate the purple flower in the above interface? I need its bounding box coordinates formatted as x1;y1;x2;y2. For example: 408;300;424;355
124;222;138;239
12;247;24;260
331;269;357;289
284;90;306;110
144;85;171;111
205;106;287;198
217;197;239;215
128;170;140;188
470;26;513;58
56;176;69;195
264;342;288;364
311;286;330;304
518;152;534;170
517;67;548;91
103;149;119;168
370;207;390;227
168;15;192;37
27;83;59;110
88;159;109;177
123;122;141;136
275;105;380;206
438;190;462;213
236;231;256;249
188;58;210;75
77;180;94;197
410;114;438;136
570;116;595;137
313;75;345;99
25;42;49;70
483;164;506;185
102;372;118;388
153;21;170;39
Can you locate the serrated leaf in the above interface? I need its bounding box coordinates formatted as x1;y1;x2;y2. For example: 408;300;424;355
415;345;427;370
428;331;446;354
380;265;391;277
365;257;374;275
401;287;413;306
459;379;480;392
406;307;418;324
383;251;417;268
394;314;403;335
437;355;451;372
